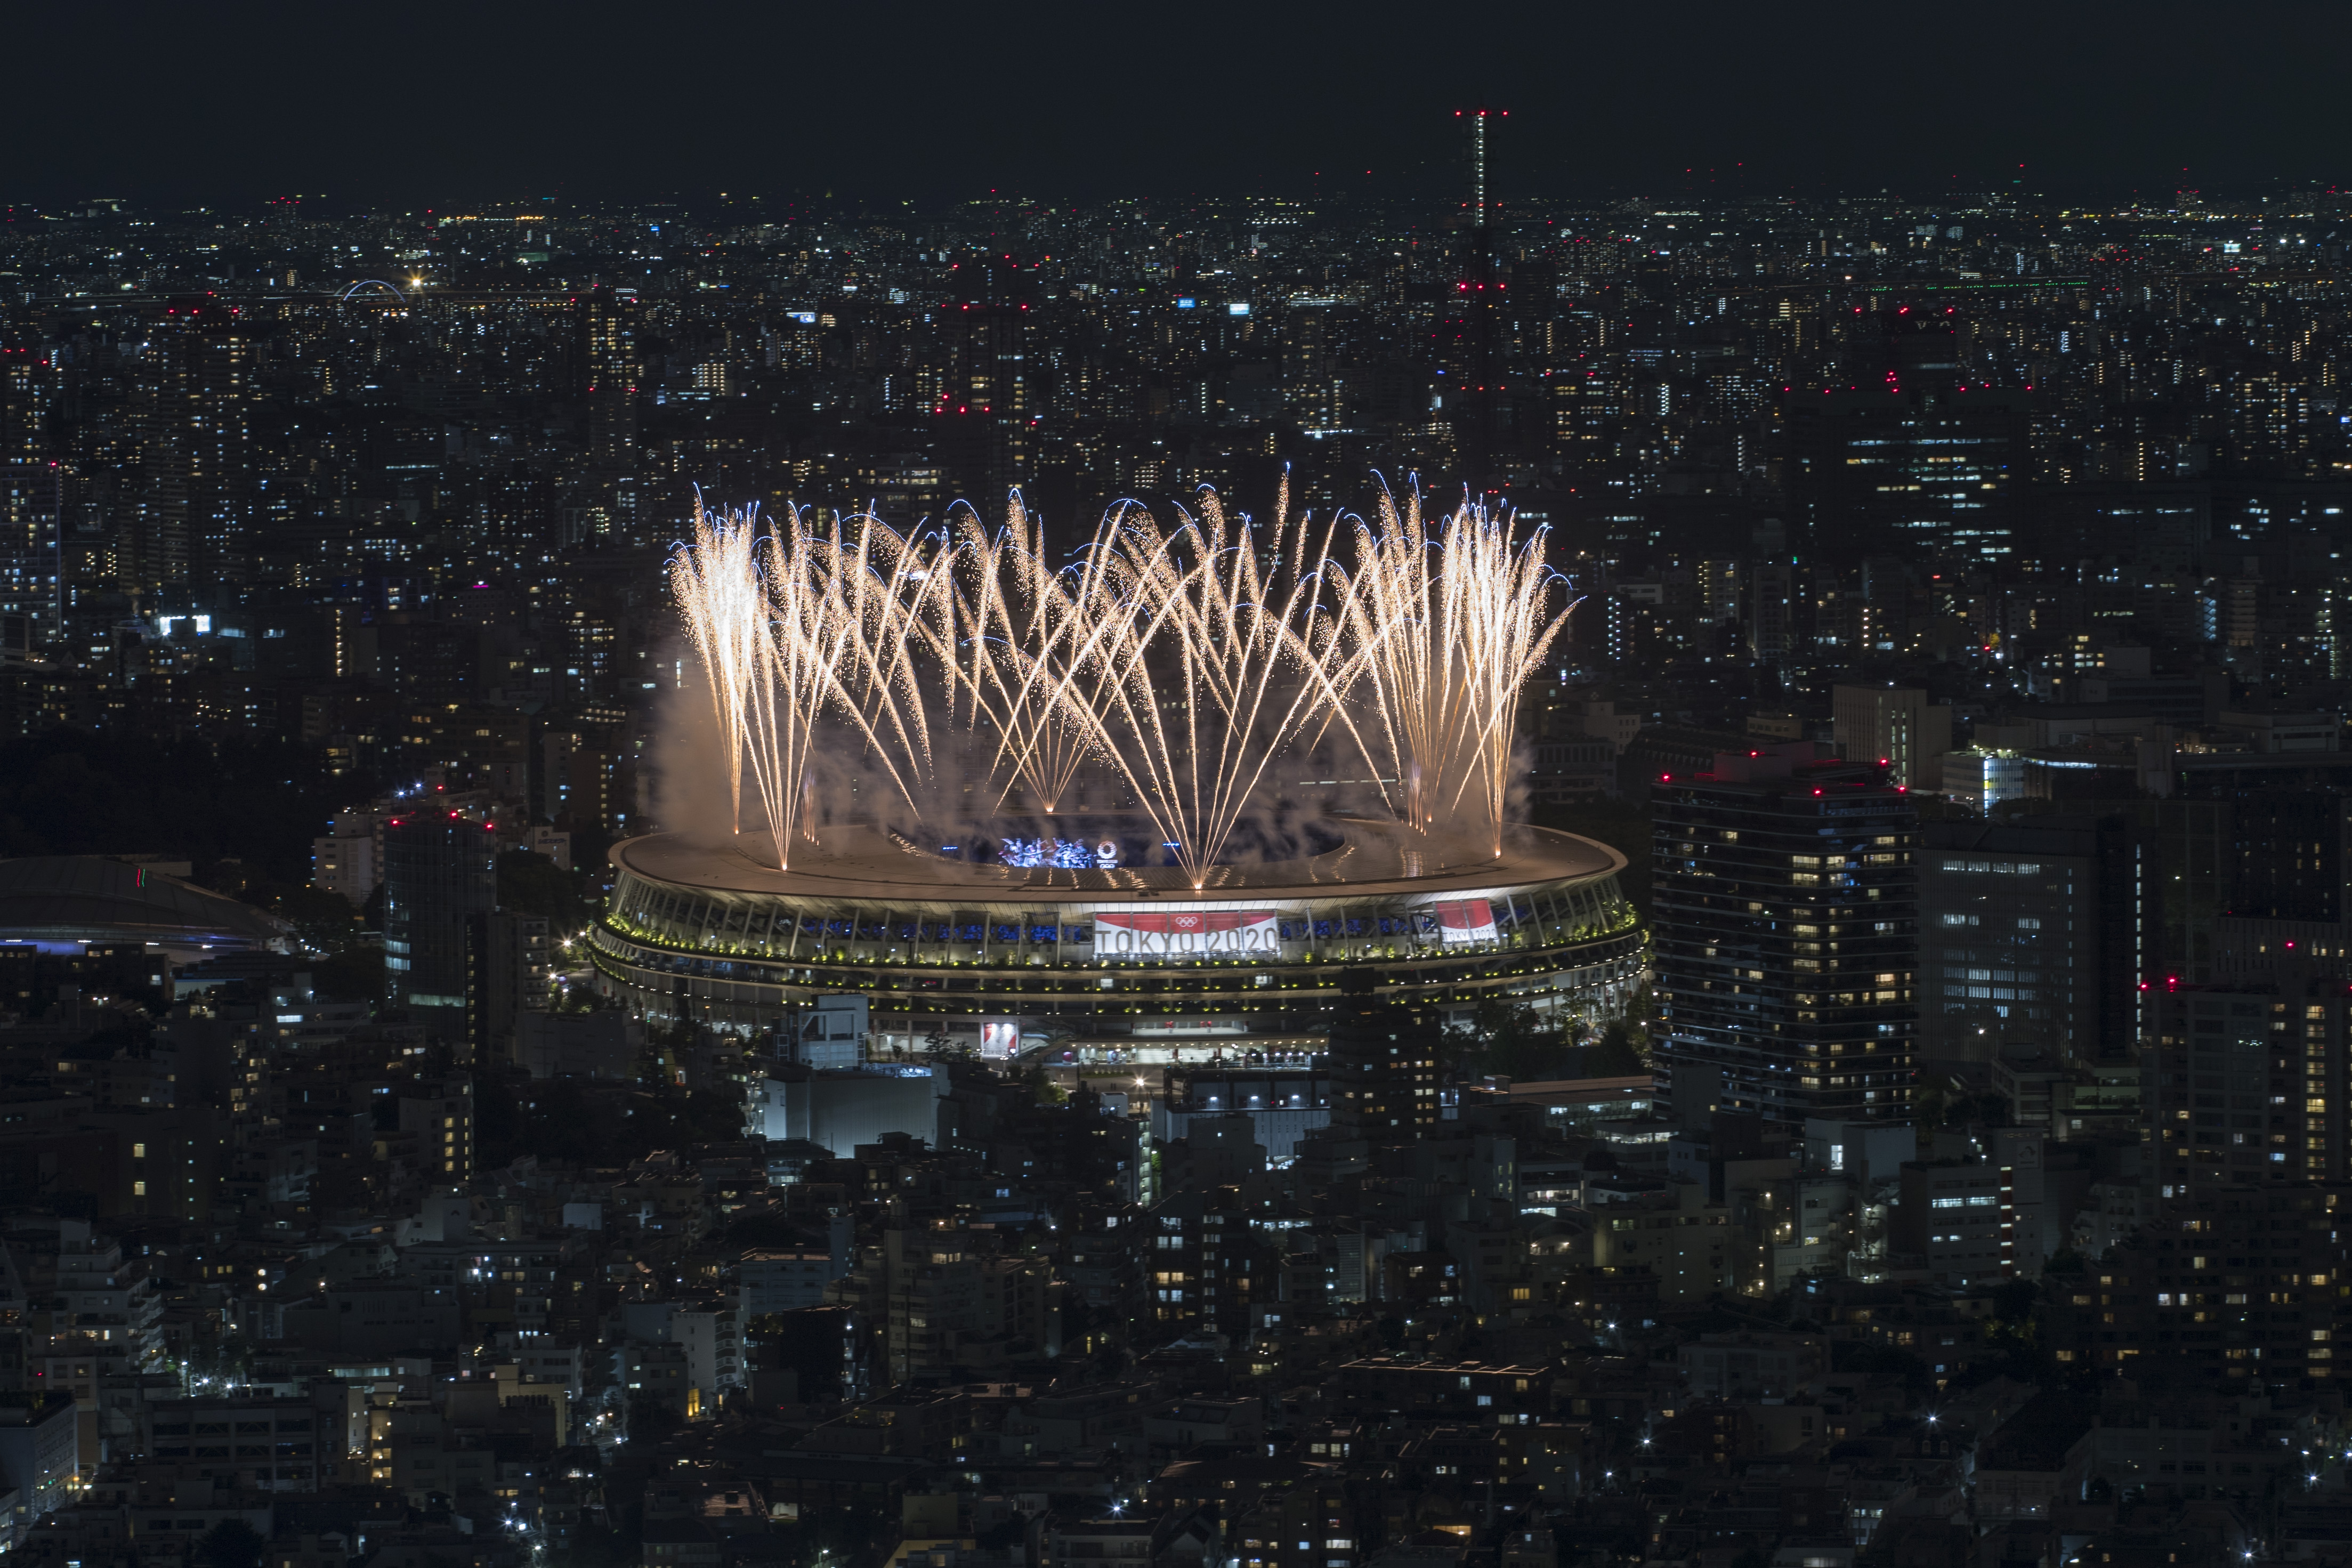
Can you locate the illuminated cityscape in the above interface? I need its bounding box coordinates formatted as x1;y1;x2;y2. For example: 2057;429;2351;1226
6;8;2352;1563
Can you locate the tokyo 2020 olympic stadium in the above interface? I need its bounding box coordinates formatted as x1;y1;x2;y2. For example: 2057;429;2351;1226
586;814;1642;1061
583;489;1645;1060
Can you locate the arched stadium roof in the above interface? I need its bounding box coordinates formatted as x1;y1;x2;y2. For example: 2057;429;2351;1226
0;856;292;951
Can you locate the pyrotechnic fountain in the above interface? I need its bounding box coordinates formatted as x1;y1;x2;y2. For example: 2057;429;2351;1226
669;481;1571;878
602;486;1636;1051
1329;483;1568;850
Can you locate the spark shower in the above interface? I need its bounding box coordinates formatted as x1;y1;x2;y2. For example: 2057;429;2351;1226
668;483;1572;887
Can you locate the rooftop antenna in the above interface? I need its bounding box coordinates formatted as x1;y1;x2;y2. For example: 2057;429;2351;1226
1470;106;1492;224
1455;109;1508;497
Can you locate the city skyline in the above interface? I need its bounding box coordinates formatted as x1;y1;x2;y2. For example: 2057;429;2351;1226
6;3;2352;208
9;21;2352;1566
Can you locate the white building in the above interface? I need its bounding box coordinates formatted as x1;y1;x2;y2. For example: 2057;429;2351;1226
753;1067;945;1156
796;994;867;1069
311;809;383;906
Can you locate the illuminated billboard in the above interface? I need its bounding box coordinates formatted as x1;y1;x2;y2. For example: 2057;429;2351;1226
1093;907;1280;959
1432;898;1498;944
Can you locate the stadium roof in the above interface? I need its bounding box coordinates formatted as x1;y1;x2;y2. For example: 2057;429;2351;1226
613;818;1624;905
0;856;292;952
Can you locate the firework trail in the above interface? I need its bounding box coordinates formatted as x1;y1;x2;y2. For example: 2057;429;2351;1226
1333;485;1571;854
667;480;1571;873
672;503;949;869
668;499;767;836
1060;479;1351;887
805;506;956;809
942;495;1106;814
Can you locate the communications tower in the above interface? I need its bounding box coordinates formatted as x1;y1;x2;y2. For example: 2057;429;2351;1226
1453;108;1506;499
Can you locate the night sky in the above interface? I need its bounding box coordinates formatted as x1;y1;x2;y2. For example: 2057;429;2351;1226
11;1;2351;209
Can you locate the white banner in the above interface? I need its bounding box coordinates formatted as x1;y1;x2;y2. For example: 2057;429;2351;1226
1092;908;1281;959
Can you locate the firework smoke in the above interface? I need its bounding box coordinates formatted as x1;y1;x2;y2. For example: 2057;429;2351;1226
667;482;1570;873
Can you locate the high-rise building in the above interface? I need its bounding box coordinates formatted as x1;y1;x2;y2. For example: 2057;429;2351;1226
1786;385;2030;564
1939;749;2027;815
0;1395;79;1523
1893;1126;2050;1286
1832;684;1953;791
398;1078;476;1183
1919;815;2143;1066
2042;1179;2349;1385
2147;967;2351;1206
481;910;552;1063
579;288;639;536
135;300;254;596
1747;556;1794;662
382;812;497;1045
825;1226;1053;1385
543;724;629;835
310;809;382;908
2120;791;2352;985
581;289;637;456
1282;301;1345;429
2217;789;2350;924
1653;745;1920;1126
935;311;1031;502
0;350;61;657
1327;968;1442;1140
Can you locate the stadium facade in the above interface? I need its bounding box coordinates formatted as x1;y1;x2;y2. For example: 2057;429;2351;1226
586;817;1642;1059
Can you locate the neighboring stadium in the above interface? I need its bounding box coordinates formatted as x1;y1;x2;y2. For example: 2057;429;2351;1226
586;816;1642;1059
0;855;292;960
